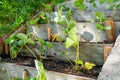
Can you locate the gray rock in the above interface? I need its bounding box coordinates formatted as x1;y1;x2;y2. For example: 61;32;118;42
97;35;120;80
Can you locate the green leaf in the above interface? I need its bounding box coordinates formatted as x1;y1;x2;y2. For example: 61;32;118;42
26;18;39;25
100;0;105;4
51;0;65;5
68;27;77;42
75;60;83;65
107;0;112;3
18;40;24;46
16;33;27;41
65;38;75;48
6;34;16;44
41;47;47;52
35;60;46;80
39;13;47;20
46;42;54;48
26;38;35;44
117;4;120;10
38;37;45;46
42;3;52;11
84;62;96;70
92;2;97;7
67;21;75;31
96;24;104;30
103;26;112;30
95;12;106;21
74;0;87;10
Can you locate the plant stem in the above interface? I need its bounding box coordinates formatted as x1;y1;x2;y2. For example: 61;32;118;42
75;44;80;69
6;67;11;80
96;30;100;43
40;51;43;62
76;44;79;61
65;55;74;67
25;44;37;59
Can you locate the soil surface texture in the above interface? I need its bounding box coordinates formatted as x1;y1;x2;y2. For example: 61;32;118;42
2;55;102;79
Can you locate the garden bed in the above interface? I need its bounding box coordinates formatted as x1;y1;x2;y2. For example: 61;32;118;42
1;54;101;80
21;41;113;65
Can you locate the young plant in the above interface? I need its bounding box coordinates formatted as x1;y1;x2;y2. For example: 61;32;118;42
54;6;95;70
95;12;112;31
94;12;113;42
65;27;95;70
6;33;37;59
37;37;53;61
54;6;74;41
35;60;46;80
65;23;95;70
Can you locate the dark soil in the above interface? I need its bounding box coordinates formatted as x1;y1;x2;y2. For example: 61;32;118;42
2;55;102;79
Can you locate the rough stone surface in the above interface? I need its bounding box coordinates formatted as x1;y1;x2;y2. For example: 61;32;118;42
97;35;120;80
21;42;113;65
28;22;120;42
0;62;94;80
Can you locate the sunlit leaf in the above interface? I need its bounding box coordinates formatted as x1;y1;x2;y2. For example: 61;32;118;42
96;24;104;30
75;60;83;65
35;60;46;80
74;0;87;10
65;38;75;48
68;27;77;42
103;26;112;30
84;62;96;70
95;12;106;21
